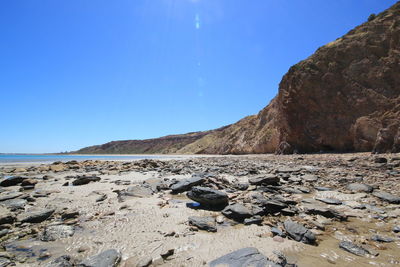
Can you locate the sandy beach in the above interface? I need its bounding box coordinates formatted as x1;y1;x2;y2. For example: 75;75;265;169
0;153;400;266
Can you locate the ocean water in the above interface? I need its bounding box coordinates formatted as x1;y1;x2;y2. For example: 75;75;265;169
0;154;167;164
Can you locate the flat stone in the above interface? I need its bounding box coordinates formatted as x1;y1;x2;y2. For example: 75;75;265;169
303;204;347;221
276;167;301;173
248;175;279;186
372;191;400;204
284;220;316;244
18;208;55;223
316;198;342;205
314;187;332;191
222;203;253;221
188;216;217;232
0;192;23;202
170;176;205;193
125;186;153;198
0;198;27;210
209;247;280;267
244;215;263;225
346;183;373;193
187;186;228;208
371;235;394;243
72;176;101;186
0;176;27;187
40;225;75;241
0;213;15;225
261;200;287;213
78;249;121;267
339;241;369;256
45;255;74;267
302;174;318;182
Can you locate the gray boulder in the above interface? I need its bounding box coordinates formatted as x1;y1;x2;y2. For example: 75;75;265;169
209;247;281;267
248;175;279;186
222;203;253;221
188;216;217;232
187;187;228;208
18;208;55;223
284;220;316;244
0;176;27;187
40;225;75;241
72;176;101;186
125;186;153;198
78;249;121;267
346;183;373;193
372;191;400;204
171;176;204;193
339;241;369;256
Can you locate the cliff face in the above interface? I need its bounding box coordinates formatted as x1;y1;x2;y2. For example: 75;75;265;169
276;2;400;153
76;2;400;155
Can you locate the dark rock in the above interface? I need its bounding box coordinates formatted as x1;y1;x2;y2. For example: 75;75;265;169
78;249;121;267
0;176;27;187
96;194;107;202
188;216;217;232
271;227;285;237
244;215;263;225
0;198;27;210
18;208;55;223
374;157;388;163
61;211;79;220
372;191;400;204
284;220;316;244
222;203;253;221
314;187;332;191
0;229;9;238
316;198;342;205
371;235;394;243
346;183;373;193
339;241;369;256
170;176;205;193
0;258;11;267
233;183;249;191
261;200;287;213
21;178;38;186
0;214;15;225
393;225;400;233
40;225;75;241
160;248;174;259
187;187;229;208
248;175;279;186
209;247;280;267
72;176;101;186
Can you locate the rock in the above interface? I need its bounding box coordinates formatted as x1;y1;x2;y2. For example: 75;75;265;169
187;187;229;208
45;255;74;267
72;176;101;186
372;191;400;204
125;186;153;198
40;225;75;241
18;208;55;223
371;235;394;243
315;198;342;205
209;247;280;267
314;187;332;191
0;214;15;225
248;175;279;186
271;227;285;237
50;164;66;172
188;216;217;232
20;179;38;186
302;174;318;182
374;157;388;163
0;229;9;238
0;176;27;187
283;220;316;244
0;258;11;267
136;256;153;267
0;192;23;201
276;167;301;173
170;176;205;193
160;248;174;259
61;211;80;220
393;226;400;233
261;200;288;213
222;203;253;221
96;194;107;202
244;215;263;225
339;241;369;256
303;204;347;221
0;198;27;210
346;183;373;193
78;249;121;267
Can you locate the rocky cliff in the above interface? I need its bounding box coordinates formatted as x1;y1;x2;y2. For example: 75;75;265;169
76;2;400;154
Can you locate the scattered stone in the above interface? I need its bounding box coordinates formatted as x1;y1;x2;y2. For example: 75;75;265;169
284;220;316;244
339;241;369;256
160;248;174;259
96;194;107;202
374;157;387;163
0;176;27;187
18;208;55;223
303;204;347;221
72;176;101;186
79;249;121;267
45;255;74;267
222;203;253;221
125;186;153;198
393;226;400;233
187;187;229;208
244;215;263;225
61;211;79;220
314;187;332;191
170;176;204;193
0;192;23;202
209;247;280;267
188;216;217;232
40;225;75;241
371;235;394;243
302;174;318;182
346;183;373;193
248;175;279;186
315;198;342;205
372;191;400;204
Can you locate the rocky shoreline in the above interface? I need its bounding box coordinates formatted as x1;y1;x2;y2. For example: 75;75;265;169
0;153;400;266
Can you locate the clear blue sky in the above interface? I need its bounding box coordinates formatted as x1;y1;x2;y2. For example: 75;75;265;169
0;0;396;153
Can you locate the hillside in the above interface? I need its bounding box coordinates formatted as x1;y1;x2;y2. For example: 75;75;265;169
77;2;400;154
